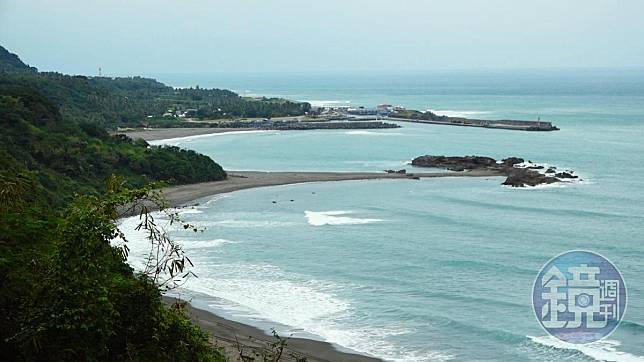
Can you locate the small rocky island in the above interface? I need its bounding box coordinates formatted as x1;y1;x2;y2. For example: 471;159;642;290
411;155;578;187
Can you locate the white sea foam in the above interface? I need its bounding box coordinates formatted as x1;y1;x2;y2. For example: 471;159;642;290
504;183;567;190
180;238;240;249
345;130;405;136
114;215;163;271
426;109;491;118
203;194;230;206
200;219;297;228
186;263;452;362
149;130;269;146
305;210;384;226
177;208;203;215
304;100;352;107
505;161;589;189
527;335;644;362
117;214;449;362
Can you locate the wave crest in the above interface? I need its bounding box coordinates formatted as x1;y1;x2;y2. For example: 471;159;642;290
305;210;384;226
527;335;644;362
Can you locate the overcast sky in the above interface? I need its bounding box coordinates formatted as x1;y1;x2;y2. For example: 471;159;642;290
1;0;644;75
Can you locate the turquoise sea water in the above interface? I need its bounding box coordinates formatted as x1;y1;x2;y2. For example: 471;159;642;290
123;71;644;361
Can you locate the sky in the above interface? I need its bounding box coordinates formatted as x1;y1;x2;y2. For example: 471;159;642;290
1;0;644;76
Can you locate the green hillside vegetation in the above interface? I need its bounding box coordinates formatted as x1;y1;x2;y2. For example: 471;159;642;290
0;46;37;72
0;173;226;361
0;84;226;208
0;47;227;360
0;45;310;129
390;109;449;122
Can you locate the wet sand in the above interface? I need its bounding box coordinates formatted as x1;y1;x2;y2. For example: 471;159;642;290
165;297;381;362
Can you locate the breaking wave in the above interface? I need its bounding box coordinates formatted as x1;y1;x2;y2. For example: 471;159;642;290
426;109;491;118
186;263;453;362
345;130;405;136
179;238;240;249
527;335;644;362
304;210;384;226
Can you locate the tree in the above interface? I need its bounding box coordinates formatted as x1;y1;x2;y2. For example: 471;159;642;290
0;175;224;361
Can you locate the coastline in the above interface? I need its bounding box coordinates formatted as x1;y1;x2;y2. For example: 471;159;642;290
145;170;501;361
117;127;257;141
161;170;503;210
165;297;382;362
124;129;504;361
148;169;500;361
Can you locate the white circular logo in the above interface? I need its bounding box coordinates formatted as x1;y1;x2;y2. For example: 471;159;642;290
532;250;627;344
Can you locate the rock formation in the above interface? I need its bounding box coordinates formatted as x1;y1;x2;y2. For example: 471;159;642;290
411;155;577;187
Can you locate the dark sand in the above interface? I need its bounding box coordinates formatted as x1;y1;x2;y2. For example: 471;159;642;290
163;170;503;209
150;170;503;361
165;297;381;362
118;127;256;141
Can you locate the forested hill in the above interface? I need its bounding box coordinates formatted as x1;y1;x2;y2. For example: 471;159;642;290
0;46;228;360
0;82;228;360
0;46;37;72
0;45;227;207
0;46;310;129
0;82;227;208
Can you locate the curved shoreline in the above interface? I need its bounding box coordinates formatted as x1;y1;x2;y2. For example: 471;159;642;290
166;297;382;362
123;129;502;361
152;170;502;361
162;169;504;209
117;127;257;141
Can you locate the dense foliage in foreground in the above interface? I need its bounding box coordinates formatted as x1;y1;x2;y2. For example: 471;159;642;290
0;177;225;361
1;46;226;360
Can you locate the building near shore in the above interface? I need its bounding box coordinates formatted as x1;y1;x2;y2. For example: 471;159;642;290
377;104;393;112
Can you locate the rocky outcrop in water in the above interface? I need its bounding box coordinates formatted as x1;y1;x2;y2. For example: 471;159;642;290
502;168;559;187
411;155;577;187
555;171;578;179
410;155;498;171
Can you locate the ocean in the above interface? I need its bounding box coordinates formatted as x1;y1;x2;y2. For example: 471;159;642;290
120;70;644;361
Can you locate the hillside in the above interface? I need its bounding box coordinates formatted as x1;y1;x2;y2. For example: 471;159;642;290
0;46;310;129
0;46;37;72
0;47;228;360
0;83;227;208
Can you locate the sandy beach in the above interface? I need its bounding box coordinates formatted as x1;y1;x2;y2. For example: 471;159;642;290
162;169;503;209
120;129;502;360
165;297;382;362
117;129;504;361
118;127;256;141
152;170;503;361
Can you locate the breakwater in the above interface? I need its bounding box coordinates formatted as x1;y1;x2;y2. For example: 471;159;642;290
207;119;400;130
387;116;559;131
